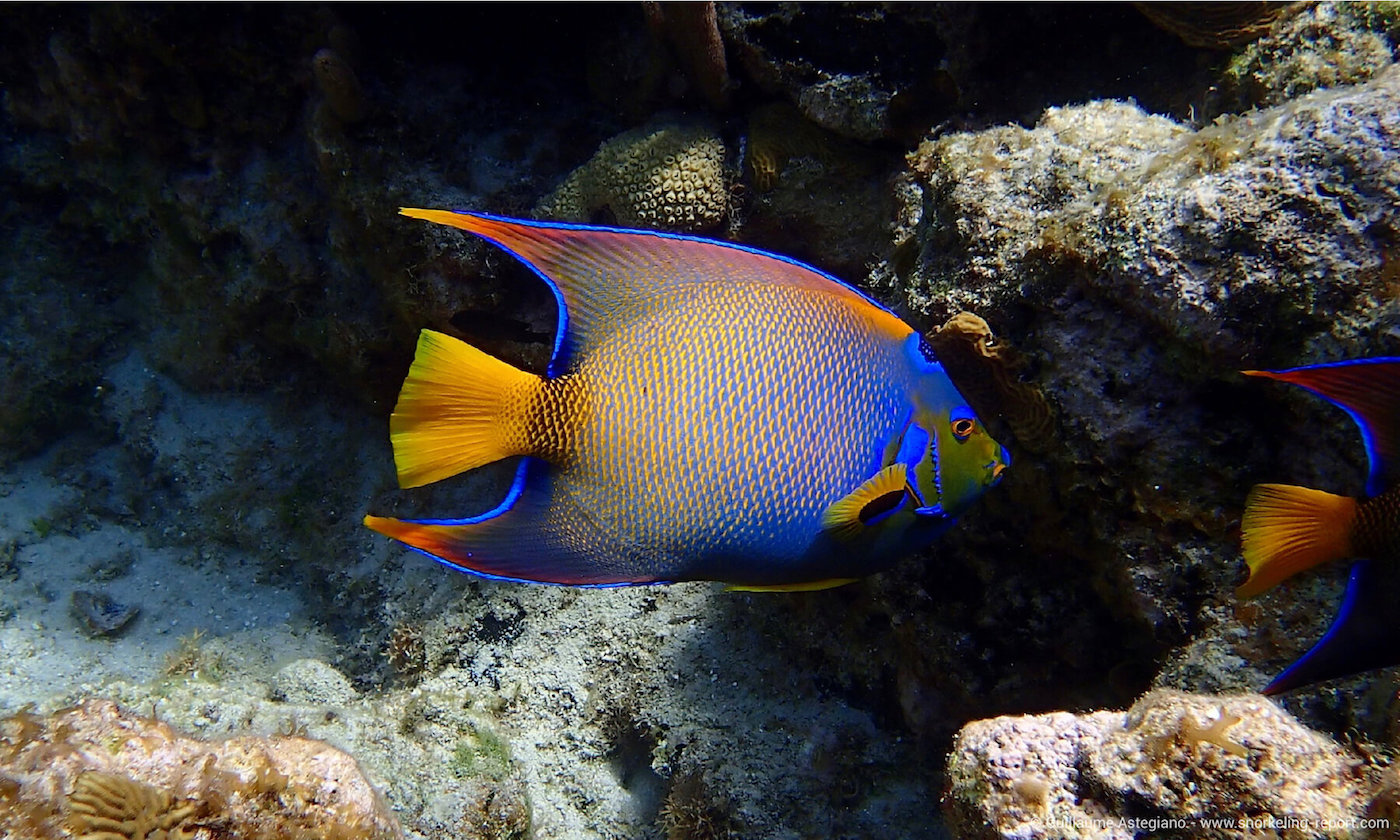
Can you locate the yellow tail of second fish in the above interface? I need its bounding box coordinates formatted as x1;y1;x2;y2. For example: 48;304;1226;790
1238;483;1357;597
388;329;545;488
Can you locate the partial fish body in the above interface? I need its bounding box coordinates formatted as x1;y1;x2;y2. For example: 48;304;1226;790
1238;358;1400;693
364;210;1009;588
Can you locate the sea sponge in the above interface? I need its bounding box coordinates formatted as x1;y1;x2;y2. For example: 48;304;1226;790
536;121;730;232
929;312;1057;455
1134;2;1295;49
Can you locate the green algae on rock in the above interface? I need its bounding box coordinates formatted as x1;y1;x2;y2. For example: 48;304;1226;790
1216;1;1398;114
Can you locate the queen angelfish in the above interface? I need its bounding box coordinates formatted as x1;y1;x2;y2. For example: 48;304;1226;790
363;210;1009;589
1238;358;1400;692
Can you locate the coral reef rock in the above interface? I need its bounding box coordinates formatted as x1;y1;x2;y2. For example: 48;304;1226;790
946;689;1384;840
1215;2;1398;114
869;65;1400;698
737;101;891;280
892;64;1400;354
536;120;730;232
69;590;140;638
270;657;360;705
0;699;400;839
718;4;947;142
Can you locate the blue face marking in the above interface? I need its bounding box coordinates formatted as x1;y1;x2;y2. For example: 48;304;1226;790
896;423;929;473
902;332;945;374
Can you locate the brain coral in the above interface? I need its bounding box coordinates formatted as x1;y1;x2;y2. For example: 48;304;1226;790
536;121;730;232
0;699;400;840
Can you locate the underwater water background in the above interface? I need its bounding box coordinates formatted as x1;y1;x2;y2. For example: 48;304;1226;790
3;3;1400;838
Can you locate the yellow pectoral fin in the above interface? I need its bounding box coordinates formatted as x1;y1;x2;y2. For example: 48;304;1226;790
1237;483;1357;598
820;463;914;541
725;578;860;592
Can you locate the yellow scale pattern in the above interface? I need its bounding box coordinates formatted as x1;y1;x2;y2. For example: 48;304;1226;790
527;280;907;581
1354;485;1400;559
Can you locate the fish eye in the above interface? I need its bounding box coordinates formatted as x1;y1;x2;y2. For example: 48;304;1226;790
950;416;976;441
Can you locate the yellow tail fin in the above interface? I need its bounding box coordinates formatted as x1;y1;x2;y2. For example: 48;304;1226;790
389;329;541;488
1237;483;1357;598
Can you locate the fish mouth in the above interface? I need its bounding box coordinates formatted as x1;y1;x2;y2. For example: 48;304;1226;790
990;446;1011;485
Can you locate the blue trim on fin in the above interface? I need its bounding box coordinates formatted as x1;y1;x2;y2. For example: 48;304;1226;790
861;506;902;528
448;210;902;378
1260;358;1400;497
460;209;900;315
449;210;575;376
1264;559;1371;694
1297;366;1389;498
393;457;680;588
397;458;534;527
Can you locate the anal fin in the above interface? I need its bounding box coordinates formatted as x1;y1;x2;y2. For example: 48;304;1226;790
365;459;669;587
1263;559;1400;694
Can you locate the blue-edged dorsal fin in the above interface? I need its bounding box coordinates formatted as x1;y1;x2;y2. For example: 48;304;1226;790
400;208;905;376
1245;358;1400;497
1262;558;1400;694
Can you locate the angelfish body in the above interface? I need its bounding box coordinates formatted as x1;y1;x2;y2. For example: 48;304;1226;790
364;210;1008;588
